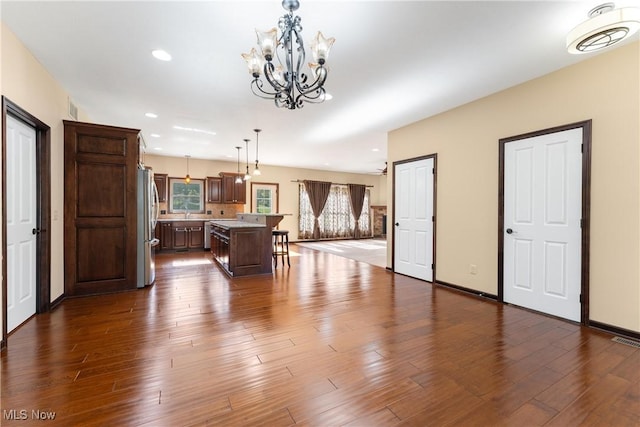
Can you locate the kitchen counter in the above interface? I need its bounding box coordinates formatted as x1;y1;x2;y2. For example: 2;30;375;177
210;219;267;229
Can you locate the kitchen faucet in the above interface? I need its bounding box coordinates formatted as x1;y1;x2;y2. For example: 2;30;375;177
185;209;190;219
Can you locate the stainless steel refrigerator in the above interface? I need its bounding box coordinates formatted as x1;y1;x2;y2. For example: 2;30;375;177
137;167;160;288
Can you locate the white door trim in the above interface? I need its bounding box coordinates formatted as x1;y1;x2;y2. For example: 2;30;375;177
498;120;591;324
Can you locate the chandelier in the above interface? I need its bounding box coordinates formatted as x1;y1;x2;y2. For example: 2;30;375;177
242;0;335;109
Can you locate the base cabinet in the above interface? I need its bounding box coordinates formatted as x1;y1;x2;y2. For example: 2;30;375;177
158;221;204;251
211;223;271;276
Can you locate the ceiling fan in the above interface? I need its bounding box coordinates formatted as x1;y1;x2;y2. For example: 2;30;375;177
378;162;387;176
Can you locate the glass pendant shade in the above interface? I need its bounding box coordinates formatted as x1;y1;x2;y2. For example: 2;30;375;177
256;28;278;59
253;164;261;176
310;31;335;64
241;48;264;76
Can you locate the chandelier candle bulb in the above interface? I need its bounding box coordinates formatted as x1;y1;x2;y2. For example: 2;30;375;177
310;32;335;64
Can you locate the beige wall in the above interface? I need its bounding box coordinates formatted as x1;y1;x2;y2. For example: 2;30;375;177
144;154;385;239
1;23;91;335
388;42;640;333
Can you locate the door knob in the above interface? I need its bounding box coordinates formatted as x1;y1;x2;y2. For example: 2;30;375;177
32;228;41;235
395;222;399;226
506;228;514;234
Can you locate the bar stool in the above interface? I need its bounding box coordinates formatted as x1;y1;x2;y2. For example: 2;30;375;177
272;230;290;268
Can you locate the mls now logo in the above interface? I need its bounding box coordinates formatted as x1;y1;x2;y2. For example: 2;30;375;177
3;409;56;420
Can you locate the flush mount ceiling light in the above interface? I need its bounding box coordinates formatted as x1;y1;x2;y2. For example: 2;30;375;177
567;3;640;54
242;0;335;109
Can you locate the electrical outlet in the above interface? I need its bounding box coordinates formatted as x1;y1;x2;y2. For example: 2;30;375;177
469;264;478;275
220;210;224;215
207;210;212;215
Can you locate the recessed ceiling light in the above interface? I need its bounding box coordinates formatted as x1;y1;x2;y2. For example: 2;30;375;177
150;133;160;138
152;49;172;61
145;112;158;118
154;147;163;151
372;148;379;152
173;125;217;136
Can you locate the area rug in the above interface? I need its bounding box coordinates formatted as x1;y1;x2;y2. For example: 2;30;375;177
294;238;387;268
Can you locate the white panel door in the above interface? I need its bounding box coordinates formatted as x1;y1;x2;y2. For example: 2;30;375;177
394;157;434;281
504;128;582;321
6;115;38;331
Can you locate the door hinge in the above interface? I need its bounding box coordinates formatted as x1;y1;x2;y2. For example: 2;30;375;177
581;143;583;153
579;294;583;303
432;168;435;174
431;264;434;270
432;216;435;222
580;219;583;228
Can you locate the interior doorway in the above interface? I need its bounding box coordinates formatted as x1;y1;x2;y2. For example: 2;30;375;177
2;97;51;346
498;120;591;324
393;154;437;282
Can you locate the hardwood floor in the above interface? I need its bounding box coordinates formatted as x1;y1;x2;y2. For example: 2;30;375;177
1;247;638;426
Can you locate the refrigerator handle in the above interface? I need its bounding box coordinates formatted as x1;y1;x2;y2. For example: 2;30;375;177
152;181;160;229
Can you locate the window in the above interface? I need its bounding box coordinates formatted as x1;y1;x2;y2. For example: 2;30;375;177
169;178;204;213
251;182;279;214
299;184;371;239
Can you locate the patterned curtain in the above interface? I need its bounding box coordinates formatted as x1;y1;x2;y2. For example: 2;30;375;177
348;184;366;239
302;180;332;239
299;184;372;240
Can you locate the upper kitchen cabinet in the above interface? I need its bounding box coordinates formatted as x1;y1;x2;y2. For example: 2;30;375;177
206;176;222;203
63;120;140;296
154;173;167;202
220;172;246;204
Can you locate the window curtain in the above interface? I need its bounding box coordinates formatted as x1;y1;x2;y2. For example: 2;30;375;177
299;184;372;240
348;184;366;239
303;180;332;239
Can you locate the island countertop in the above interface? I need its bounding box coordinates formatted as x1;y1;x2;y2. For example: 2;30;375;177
210;219;267;229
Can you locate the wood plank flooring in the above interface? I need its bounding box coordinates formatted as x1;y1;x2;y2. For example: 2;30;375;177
1;247;638;426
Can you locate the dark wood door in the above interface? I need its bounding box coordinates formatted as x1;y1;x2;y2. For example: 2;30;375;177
63;120;139;296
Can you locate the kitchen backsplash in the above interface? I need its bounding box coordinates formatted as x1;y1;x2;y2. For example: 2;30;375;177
157;202;243;220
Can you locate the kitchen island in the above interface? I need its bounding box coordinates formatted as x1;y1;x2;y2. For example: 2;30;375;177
209;218;270;277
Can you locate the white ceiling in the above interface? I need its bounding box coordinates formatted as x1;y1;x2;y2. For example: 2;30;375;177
2;1;638;174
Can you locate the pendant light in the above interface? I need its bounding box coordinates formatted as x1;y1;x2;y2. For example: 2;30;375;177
235;146;243;184
253;129;262;176
244;139;252;181
184;155;191;183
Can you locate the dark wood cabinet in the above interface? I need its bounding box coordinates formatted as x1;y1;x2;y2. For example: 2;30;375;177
154;173;167;202
64;121;140;296
188;224;204;247
220;172;246;204
173;226;188;249
206;176;222;203
210;222;271;277
158;221;204;251
160;222;173;250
